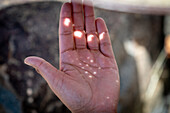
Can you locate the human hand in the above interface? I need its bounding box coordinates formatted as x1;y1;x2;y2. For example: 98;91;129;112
24;0;120;113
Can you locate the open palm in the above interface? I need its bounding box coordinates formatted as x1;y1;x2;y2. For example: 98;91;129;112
25;0;120;113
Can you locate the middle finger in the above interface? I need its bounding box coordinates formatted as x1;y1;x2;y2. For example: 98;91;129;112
72;0;86;49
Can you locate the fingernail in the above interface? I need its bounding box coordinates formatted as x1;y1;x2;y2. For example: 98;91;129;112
24;58;32;66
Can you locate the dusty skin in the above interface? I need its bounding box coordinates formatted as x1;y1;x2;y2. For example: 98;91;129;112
24;0;120;112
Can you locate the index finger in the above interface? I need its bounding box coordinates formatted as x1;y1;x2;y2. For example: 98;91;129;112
59;3;74;53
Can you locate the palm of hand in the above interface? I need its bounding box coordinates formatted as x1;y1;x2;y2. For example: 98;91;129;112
25;0;120;113
58;49;119;110
59;49;119;112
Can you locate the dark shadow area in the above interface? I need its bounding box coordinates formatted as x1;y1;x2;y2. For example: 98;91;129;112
0;2;70;113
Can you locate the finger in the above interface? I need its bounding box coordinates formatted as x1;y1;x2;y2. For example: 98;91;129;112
24;56;64;93
72;0;86;49
72;0;84;30
59;3;74;53
84;0;99;50
96;18;114;58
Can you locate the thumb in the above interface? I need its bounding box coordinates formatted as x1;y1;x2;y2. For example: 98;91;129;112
24;56;64;92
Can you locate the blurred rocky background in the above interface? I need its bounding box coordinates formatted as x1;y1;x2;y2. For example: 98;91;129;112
0;1;169;113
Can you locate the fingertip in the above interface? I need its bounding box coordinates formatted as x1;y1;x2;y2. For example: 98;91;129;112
60;2;72;18
95;17;105;25
24;56;43;67
24;57;33;66
62;2;71;9
95;17;105;22
95;17;108;34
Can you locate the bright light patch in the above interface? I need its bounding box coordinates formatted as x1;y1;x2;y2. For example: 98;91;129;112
106;96;110;99
27;88;33;96
90;60;94;63
74;31;83;38
64;18;71;26
116;80;119;83
87;35;94;42
89;75;93;78
99;32;105;40
85;71;88;74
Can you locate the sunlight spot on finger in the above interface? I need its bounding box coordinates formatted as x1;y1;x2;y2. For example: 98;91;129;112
79;63;82;65
90;60;94;63
106;96;110;99
89;75;93;78
93;72;97;75
81;67;85;69
87;34;94;42
86;64;89;67
87;57;90;59
74;31;83;38
85;71;88;74
116;80;119;83
98;67;101;69
99;32;105;40
64;18;71;27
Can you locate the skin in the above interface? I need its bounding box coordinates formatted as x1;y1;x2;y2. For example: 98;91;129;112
24;0;120;113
